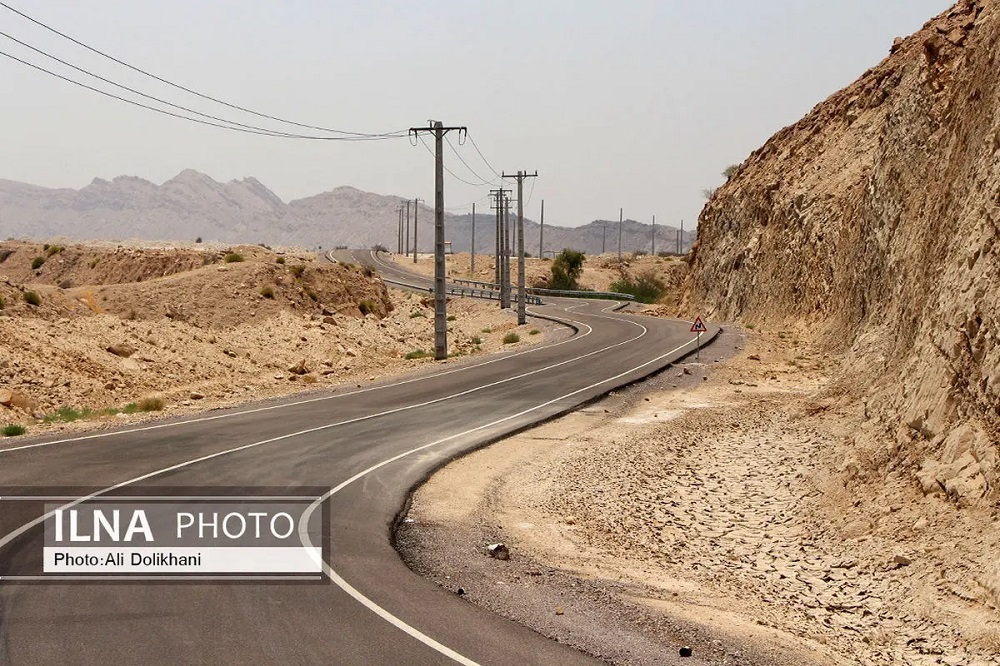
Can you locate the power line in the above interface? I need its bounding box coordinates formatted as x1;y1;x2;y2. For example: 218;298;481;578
466;132;502;179
0;1;405;139
417;135;484;187
444;135;498;186
524;177;537;208
0;30;392;141
0;49;398;141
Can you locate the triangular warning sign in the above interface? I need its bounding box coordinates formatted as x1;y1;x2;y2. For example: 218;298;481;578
690;316;708;333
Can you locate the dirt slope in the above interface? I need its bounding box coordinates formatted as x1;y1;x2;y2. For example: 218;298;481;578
683;0;998;508
0;241;544;434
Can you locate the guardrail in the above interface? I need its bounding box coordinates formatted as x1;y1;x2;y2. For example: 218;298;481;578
450;278;636;302
381;278;542;305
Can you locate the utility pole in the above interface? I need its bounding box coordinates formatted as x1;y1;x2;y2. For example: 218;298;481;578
651;214;656;255
618;207;623;262
503;195;512;308
502;171;538;325
494;191;501;285
538;200;546;258
412;198;424;263
404;200;411;257
470;203;476;274
397;206;403;254
602;221;607;254
409;121;467;360
489;188;510;289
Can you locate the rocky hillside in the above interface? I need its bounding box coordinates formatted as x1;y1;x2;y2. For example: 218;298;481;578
684;0;998;507
0;175;694;255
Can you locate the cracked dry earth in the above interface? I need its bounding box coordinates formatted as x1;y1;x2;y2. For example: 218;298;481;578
402;330;1000;666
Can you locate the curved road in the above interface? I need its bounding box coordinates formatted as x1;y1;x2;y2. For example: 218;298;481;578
0;251;717;666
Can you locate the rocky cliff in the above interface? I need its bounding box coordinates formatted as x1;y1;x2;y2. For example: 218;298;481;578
684;0;998;506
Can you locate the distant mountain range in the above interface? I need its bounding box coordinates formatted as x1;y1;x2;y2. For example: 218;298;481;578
0;170;695;255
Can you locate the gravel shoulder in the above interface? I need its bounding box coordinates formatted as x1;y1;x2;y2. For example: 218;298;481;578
397;328;1000;666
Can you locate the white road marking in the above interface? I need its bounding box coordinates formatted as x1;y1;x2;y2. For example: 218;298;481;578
1;249;705;662
0;300;597;454
0;310;649;553
296;333;704;665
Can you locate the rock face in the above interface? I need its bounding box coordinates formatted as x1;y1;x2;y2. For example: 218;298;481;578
684;1;998;505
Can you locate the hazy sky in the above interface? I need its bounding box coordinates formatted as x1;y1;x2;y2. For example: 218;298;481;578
1;1;953;229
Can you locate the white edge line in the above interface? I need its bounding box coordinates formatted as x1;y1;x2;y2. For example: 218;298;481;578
0;301;598;454
295;333;703;665
0;305;670;664
0;310;649;554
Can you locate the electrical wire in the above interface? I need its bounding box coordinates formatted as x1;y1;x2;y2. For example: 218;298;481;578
0;48;395;140
0;30;396;141
416;135;488;187
0;1;406;139
524;177;537;208
465;132;502;179
444;135;498;186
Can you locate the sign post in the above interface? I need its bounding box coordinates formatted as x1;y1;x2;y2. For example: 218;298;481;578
690;316;708;360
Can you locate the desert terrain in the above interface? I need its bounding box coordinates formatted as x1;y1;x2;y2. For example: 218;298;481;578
0;241;546;438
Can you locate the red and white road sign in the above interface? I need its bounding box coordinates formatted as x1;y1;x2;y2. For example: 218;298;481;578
690;317;708;333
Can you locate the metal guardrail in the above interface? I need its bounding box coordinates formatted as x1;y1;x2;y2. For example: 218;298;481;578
382;278;542;305
450;278;636;302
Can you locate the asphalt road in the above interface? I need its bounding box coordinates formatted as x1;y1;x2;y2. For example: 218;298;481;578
0;251;717;666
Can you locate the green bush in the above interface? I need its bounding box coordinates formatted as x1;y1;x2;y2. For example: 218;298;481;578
45;245;63;257
471;336;482;345
88;257;100;268
289;265;306;278
31;256;45;270
503;332;520;344
405;349;430;360
260;286;275;299
409;311;426;319
549;249;585;290
446;315;457;322
609;270;667;304
0;249;13;263
23;291;41;306
529;329;540;335
306;289;318;301
43;407;95;423
276;257;286;264
2;424;26;437
224;252;244;263
358;299;376;315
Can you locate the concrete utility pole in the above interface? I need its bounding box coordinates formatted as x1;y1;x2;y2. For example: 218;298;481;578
502;170;538;325
409;121;467;360
618;207;623;262
470;203;476;274
397;206;403;254
538;199;544;259
412;198;424;263
651;214;656;255
602;221;607;254
489;188;510;289
502;195;512;309
404;200;411;257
